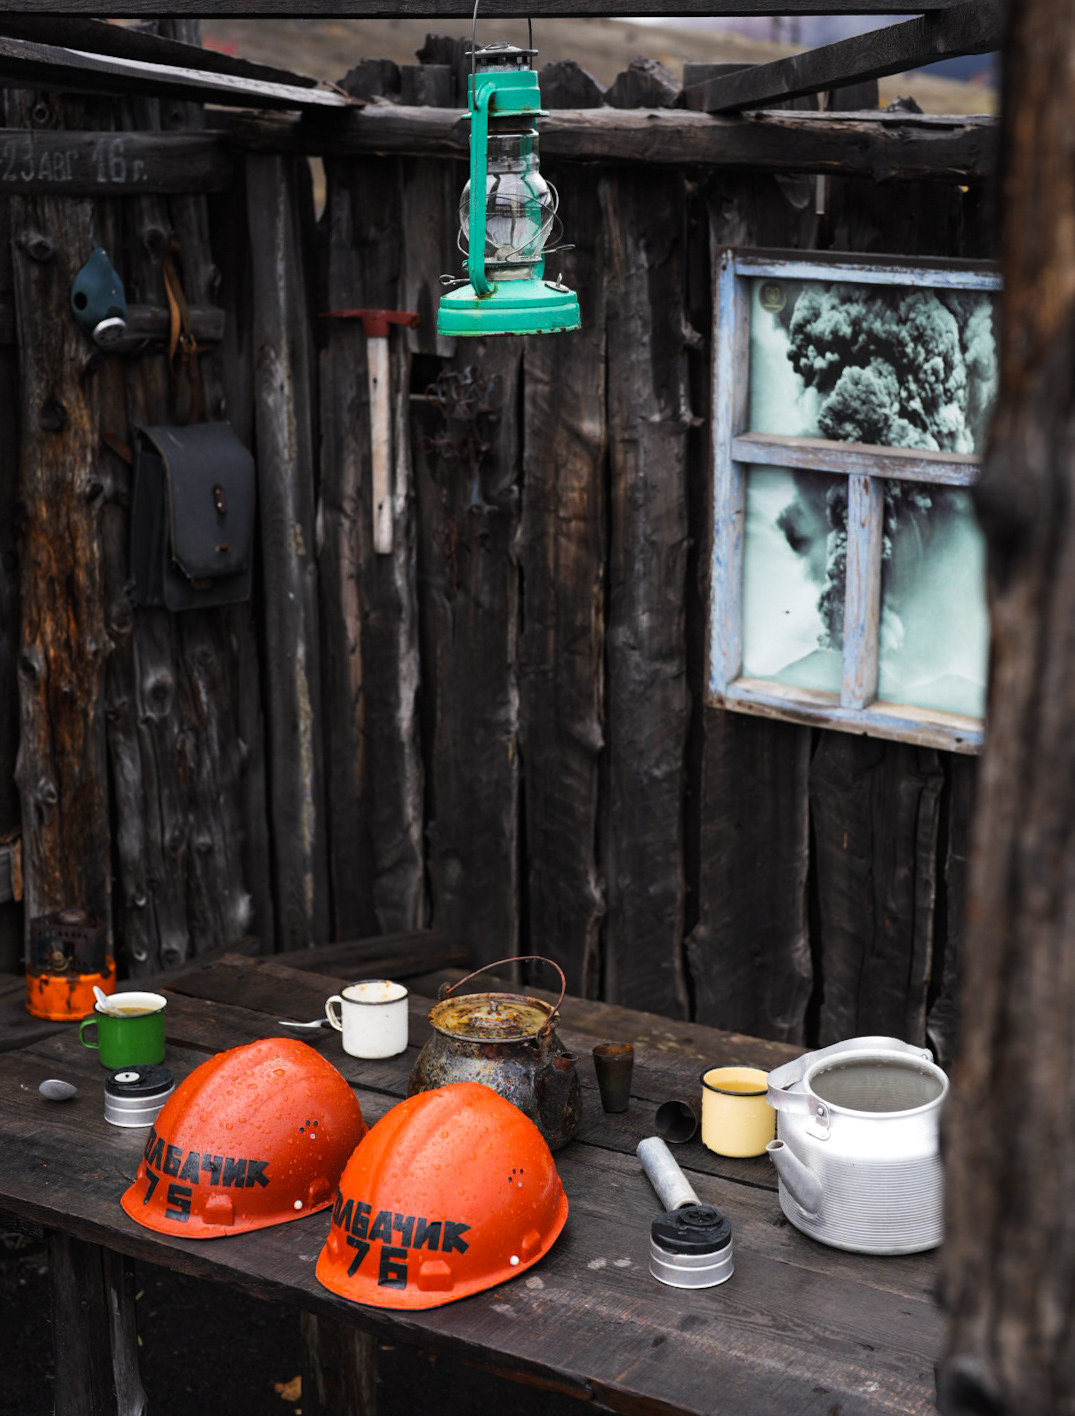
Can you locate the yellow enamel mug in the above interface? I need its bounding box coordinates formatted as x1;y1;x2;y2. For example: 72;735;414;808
700;1066;775;1157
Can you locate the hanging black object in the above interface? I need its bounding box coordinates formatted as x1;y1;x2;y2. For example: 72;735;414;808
129;423;256;612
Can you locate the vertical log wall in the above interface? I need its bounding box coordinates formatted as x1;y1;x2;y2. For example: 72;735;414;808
0;48;990;1059
303;56;987;1052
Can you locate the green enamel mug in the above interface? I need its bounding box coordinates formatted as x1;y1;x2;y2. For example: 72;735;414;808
79;992;167;1069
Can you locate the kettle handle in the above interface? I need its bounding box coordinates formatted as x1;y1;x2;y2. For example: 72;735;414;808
438;955;566;1034
767;1036;935;1114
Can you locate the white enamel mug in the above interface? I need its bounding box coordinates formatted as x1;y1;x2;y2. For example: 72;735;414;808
325;979;409;1058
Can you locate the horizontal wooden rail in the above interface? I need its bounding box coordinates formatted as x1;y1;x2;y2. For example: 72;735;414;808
0;34;353;110
0;128;231;194
25;0;973;16
0;16;320;88
237;106;998;183
0;109;997;199
718;678;984;754
731;432;981;486
686;0;1002;112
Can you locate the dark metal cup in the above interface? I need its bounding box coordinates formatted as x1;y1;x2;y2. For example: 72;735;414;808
593;1041;634;1113
655;1097;701;1144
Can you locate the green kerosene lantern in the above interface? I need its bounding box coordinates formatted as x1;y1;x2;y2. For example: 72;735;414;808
437;25;581;338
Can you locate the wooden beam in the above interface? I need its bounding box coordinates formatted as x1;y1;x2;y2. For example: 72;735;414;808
229;107;998;183
0;16;318;88
19;0;969;15
685;0;1002;112
0;34;353;109
0;127;231;194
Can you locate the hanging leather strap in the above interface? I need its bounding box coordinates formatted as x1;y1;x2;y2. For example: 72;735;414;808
161;238;204;424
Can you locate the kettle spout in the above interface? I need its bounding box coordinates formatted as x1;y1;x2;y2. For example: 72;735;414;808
766;1139;822;1216
535;1051;578;1132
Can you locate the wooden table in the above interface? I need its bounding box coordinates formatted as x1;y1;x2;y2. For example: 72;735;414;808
0;951;943;1416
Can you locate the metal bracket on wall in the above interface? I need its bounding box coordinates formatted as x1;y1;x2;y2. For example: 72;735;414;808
0;838;23;904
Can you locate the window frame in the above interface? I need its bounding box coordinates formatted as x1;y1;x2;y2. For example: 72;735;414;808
707;247;1002;756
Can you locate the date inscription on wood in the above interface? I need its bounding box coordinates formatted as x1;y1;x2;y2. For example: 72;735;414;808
0;131;232;195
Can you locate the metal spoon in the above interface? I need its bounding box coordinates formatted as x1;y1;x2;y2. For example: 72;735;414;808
278;1018;329;1029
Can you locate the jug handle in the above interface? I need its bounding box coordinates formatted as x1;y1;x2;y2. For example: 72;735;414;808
438;955;566;1036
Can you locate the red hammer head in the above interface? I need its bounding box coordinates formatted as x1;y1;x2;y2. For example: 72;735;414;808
319;308;421;338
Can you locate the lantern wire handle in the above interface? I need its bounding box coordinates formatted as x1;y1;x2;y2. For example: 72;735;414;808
470;0;536;91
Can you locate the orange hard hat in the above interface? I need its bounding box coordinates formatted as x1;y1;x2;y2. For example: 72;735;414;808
121;1038;367;1238
315;1080;568;1310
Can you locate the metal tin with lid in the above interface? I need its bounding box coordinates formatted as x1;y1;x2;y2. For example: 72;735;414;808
649;1205;734;1289
104;1064;175;1128
407;956;582;1151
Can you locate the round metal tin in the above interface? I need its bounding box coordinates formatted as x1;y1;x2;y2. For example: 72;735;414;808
648;1235;734;1289
649;1205;734;1290
104;1064;175;1128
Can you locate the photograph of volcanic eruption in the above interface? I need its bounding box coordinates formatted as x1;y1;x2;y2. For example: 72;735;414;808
740;274;998;720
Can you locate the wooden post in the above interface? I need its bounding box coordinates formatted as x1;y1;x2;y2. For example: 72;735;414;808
318;151;425;939
413;336;523;969
0;189;22;974
686;175;815;1043
518;152;607;999
7;89;110;934
601;164;691;1017
49;1233;146;1416
299;1311;376;1416
939;2;1075;1411
246;152;331;950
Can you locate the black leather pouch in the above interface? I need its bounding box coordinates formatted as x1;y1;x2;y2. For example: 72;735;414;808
129;423;256;611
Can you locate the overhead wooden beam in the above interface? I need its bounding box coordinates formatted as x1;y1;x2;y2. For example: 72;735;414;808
226;106;998;185
685;0;1001;112
7;0;972;14
0;35;353;110
0;17;318;88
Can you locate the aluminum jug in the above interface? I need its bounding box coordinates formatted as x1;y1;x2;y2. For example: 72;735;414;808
765;1036;947;1255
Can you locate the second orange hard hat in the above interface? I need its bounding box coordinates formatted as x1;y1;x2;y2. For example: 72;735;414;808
316;1080;568;1309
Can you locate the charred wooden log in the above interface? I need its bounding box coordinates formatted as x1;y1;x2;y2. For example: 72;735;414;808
246;152;331;950
602;164;691;1017
318;152;425;937
518;158;607;998
7;89;110;933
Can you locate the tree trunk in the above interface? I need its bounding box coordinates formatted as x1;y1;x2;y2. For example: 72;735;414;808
939;3;1075;1412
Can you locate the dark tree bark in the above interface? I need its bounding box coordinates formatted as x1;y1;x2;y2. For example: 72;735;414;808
939;3;1075;1413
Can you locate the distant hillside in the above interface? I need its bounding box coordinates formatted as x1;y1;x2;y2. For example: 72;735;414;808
202;17;996;115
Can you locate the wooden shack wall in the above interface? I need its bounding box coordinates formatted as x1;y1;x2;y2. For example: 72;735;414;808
306;78;989;1062
0;58;991;1061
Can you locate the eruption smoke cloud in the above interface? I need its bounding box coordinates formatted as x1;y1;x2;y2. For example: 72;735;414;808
769;282;997;648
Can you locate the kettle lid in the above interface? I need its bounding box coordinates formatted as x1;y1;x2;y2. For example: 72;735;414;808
429;991;554;1043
